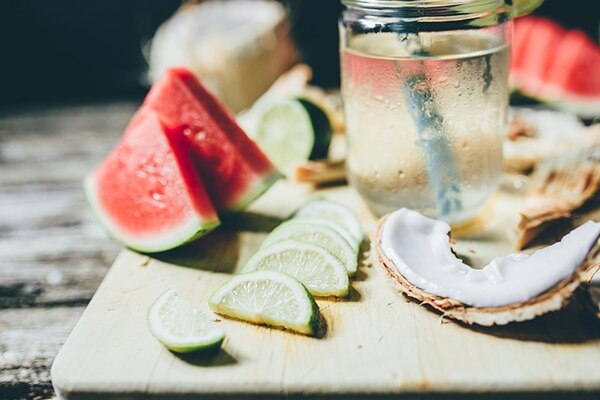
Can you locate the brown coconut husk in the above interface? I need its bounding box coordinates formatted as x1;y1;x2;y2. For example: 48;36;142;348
372;215;600;326
516;142;600;250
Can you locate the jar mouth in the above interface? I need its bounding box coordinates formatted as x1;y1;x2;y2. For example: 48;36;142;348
342;0;503;8
341;0;511;30
341;0;510;21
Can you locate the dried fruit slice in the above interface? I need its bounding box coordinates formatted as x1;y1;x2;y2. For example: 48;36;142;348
373;208;600;326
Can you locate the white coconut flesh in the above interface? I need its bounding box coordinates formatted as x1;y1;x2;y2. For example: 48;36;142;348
148;0;295;113
379;208;600;308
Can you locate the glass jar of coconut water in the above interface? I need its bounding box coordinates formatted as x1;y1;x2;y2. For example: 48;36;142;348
340;0;511;224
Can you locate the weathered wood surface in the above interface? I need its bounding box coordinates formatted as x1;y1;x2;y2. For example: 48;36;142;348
0;102;136;399
4;101;600;400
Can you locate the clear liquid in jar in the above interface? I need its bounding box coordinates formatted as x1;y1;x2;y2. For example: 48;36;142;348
341;31;509;224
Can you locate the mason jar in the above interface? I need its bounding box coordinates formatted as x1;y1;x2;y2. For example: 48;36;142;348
340;0;512;224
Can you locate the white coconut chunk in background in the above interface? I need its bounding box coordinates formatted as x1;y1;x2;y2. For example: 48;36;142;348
503;107;590;173
380;208;600;308
147;0;298;113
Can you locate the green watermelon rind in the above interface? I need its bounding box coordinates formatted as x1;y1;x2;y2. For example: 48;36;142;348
84;174;220;253
226;169;283;212
511;85;600;119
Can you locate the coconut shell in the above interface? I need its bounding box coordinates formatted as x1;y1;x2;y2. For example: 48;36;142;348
372;215;600;326
517;141;600;250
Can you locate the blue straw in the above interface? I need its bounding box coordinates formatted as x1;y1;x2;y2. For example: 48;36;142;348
402;73;462;217
393;30;463;218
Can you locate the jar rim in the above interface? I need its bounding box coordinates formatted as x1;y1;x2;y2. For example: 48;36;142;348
341;0;504;8
341;0;511;27
341;0;508;15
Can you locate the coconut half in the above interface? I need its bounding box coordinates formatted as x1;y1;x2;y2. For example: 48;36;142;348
373;208;600;326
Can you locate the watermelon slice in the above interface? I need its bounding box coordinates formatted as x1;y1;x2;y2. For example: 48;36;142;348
509;14;537;80
511;17;564;96
85;107;220;253
144;68;282;212
510;16;600;118
542;29;600;116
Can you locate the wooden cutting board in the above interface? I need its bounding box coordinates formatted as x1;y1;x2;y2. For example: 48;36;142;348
51;180;600;399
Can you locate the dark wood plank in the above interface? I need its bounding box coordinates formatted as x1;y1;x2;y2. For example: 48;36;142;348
0;101;136;399
0;307;83;399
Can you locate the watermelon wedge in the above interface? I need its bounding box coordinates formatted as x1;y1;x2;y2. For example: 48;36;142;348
510;16;600;118
144;68;282;212
85;107;220;253
509;13;537;78
511;17;564;96
85;67;281;252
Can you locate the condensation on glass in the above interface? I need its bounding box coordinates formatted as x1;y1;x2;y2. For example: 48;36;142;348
340;0;512;224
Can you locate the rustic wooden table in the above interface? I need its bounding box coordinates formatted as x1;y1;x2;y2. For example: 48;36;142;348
3;101;600;400
0;101;139;399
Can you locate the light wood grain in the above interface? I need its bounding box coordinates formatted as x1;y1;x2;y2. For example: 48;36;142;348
51;180;600;399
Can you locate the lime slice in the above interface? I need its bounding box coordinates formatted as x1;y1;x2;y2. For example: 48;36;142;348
294;199;363;244
147;289;225;353
261;220;358;276
287;217;359;253
253;98;333;175
242;239;350;297
512;0;544;17
208;271;320;336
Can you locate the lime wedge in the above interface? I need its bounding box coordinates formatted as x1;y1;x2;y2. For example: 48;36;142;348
294;199;363;244
261;220;358;276
512;0;544;17
242;239;350;297
208;271;320;336
253;98;332;175
286;217;359;253
147;289;225;353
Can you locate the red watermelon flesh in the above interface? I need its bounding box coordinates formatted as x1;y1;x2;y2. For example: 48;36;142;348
144;68;282;212
85;107;219;253
510;16;600;117
511;17;565;96
545;30;600;97
510;16;540;83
